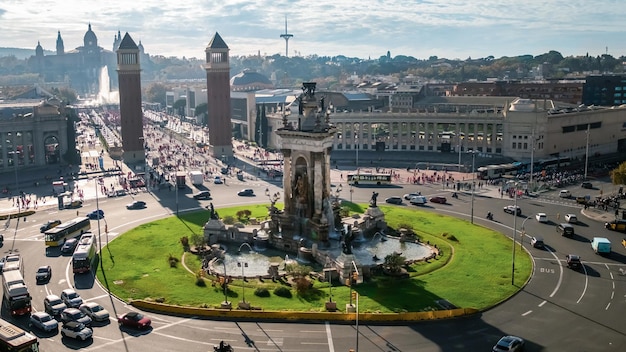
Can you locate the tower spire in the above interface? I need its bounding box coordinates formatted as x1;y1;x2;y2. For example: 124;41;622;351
280;15;293;57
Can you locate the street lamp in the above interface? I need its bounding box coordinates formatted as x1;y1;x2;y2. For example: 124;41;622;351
354;132;359;168
334;184;343;205
468;150;477;224
237;261;248;304
584;123;590;180
511;196;517;285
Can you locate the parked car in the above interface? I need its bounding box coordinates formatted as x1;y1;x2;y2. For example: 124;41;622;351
30;311;58;332
44;294;67;316
40;219;62;233
237;188;255;196
79;302;110;322
35;265;52;283
530;236;545;249
566;254;582;270
213;176;223;184
559;190;571;198
492;335;525;351
61;238;79;254
429;196;447;204
503;205;521;215
60;288;83;308
126;200;146;209
581;181;593;189
385;196;403;205
193;190;211;200
87;209;104;220
59;307;92;326
535;213;547;223
117;311;152;329
564;213;577;223
61;321;93;341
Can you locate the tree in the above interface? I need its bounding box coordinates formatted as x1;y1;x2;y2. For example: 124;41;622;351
610;161;626;185
194;103;207;125
383;252;406;274
172;98;186;117
144;82;167;107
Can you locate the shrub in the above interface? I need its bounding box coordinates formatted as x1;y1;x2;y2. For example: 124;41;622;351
180;236;189;247
222;215;235;225
254;287;270;297
293;277;312;294
195;270;206;286
273;286;292;298
168;254;179;268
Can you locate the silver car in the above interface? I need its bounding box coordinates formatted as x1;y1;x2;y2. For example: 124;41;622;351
61;288;83;308
80;302;110;322
30;311;58;332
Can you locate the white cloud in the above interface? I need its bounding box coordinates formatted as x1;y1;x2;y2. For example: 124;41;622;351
1;0;625;59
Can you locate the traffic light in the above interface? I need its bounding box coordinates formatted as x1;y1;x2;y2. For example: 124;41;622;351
351;291;357;301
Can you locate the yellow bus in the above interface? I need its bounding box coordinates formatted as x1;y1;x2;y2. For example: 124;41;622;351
346;172;392;186
44;217;91;247
0;317;39;351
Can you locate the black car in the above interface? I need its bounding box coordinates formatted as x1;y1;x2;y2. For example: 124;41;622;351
566;254;582;270
126;200;146;209
193;191;211;200
40;219;62;233
87;209;104;220
61;238;79;254
581;181;593;189
385;196;403;205
36;265;52;283
237;189;255;197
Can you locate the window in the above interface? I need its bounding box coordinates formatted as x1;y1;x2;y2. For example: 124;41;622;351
562;126;575;133
524;143;528;149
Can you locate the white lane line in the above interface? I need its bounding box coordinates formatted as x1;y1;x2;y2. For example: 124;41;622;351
522;310;533;316
538;301;547;307
326;321;335;352
575;262;589;304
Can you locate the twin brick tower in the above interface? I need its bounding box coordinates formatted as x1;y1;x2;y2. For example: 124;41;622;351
117;32;233;167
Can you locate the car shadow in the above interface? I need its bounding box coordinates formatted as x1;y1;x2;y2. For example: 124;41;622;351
118;325;153;336
61;335;94;348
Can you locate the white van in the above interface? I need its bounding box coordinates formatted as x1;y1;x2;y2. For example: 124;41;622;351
559;190;571;198
409;195;428;205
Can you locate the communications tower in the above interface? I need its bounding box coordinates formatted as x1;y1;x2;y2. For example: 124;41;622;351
280;16;293;57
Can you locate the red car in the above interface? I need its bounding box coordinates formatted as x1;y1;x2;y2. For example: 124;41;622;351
429;196;447;204
117;311;151;329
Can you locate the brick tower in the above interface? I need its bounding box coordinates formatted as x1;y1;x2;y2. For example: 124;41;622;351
204;32;233;162
116;32;145;165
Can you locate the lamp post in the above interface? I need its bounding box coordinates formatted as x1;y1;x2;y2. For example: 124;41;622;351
237;261;248;304
520;215;532;249
355;132;359;168
511;183;518;285
349;185;353;203
469;150;477;224
584;123;590;180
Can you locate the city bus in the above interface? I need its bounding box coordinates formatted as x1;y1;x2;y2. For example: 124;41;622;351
346;172;392;186
72;233;97;274
2;270;32;316
477;163;520;180
0;317;39;351
44;217;91;247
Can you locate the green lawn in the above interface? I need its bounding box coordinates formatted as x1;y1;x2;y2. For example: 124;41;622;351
95;203;531;313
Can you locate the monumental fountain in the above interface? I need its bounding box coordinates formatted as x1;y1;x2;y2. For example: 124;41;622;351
203;83;434;304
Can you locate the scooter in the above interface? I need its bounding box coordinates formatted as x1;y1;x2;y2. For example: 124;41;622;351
214;342;234;352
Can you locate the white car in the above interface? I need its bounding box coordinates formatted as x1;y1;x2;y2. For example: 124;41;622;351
409;195;428;205
79;302;110;322
565;213;578;223
30;311;58;332
214;176;223;184
61;321;93;341
403;192;421;200
535;213;547;223
61;289;84;308
559;190;571;198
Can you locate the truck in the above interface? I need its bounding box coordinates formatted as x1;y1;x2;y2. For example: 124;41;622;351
175;171;186;189
2;270;32;316
189;170;204;186
591;237;611;255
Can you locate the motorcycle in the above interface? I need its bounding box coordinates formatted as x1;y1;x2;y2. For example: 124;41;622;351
452;192;458;199
214;342;234;352
486;212;494;221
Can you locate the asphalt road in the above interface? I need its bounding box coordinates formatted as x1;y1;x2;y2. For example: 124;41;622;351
1;118;625;351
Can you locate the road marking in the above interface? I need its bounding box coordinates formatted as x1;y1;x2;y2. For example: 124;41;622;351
326;321;335;352
538;301;547;307
522;310;533;316
575;263;589;304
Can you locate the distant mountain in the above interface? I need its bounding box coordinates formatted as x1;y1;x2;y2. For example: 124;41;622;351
0;47;54;59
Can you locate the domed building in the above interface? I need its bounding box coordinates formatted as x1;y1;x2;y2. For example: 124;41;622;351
28;24;118;96
230;69;274;92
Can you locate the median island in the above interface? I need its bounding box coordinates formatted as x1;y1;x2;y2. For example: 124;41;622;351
95;203;531;320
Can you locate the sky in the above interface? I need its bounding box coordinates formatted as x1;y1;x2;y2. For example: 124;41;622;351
2;0;625;60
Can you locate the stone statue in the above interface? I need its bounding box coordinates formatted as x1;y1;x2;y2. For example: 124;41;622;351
342;225;354;255
370;191;379;207
209;202;218;220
